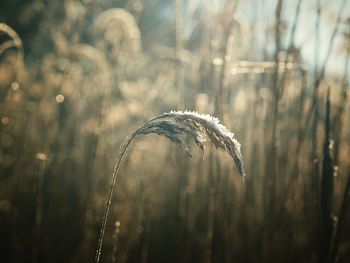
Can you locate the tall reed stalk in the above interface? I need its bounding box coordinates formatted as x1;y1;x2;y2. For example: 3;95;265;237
320;87;334;262
333;24;350;164
328;170;350;263
95;111;245;263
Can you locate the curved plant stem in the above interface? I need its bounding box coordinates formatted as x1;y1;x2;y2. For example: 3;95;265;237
94;112;244;262
94;135;133;263
94;116;162;263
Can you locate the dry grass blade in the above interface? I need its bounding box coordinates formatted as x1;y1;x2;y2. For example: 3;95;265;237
95;111;245;263
0;23;23;58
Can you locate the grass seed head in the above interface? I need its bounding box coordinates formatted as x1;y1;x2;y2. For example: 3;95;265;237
133;110;245;179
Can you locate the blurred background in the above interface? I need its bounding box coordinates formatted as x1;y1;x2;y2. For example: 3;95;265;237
0;0;350;262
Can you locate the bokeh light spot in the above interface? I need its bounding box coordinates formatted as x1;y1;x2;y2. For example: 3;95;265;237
11;82;19;90
36;152;48;161
1;117;10;125
55;94;65;103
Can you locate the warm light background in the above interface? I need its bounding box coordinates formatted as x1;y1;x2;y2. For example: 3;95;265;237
0;0;349;262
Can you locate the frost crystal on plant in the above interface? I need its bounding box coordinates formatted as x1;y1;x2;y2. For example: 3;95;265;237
134;110;245;179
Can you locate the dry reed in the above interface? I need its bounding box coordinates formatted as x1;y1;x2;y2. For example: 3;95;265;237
0;23;23;56
321;87;334;262
95;110;245;263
